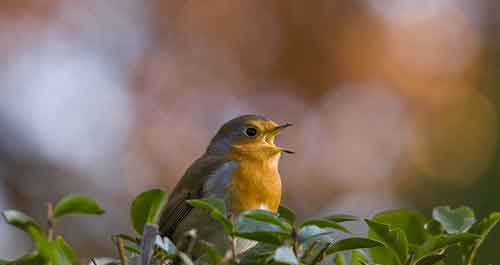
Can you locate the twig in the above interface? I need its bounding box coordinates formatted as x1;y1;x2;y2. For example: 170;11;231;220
291;228;298;257
115;237;128;265
292;241;299;258
220;235;238;264
221;235;236;264
172;229;198;265
302;241;318;260
466;238;482;265
230;214;237;263
184;229;198;256
404;253;415;265
139;224;159;265
47;202;54;241
90;258;98;265
231;236;237;261
115;233;141;244
310;244;330;265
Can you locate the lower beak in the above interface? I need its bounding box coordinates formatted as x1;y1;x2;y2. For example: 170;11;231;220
280;148;295;154
267;123;294;154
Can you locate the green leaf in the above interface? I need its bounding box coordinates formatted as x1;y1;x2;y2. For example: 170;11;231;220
413;254;446;265
187;198;233;234
188;198;226;215
17;224;68;265
29;234;53;264
461;212;500;265
236;234;288;246
468;212;500;235
424;220;444;236
155;235;177;257
325;237;384;255
6;253;46;265
240;209;292;232
235;232;285;245
124;245;141;254
373;209;429;245
236;215;290;245
297;225;333;243
350;250;369;265
432;206;475;234
2;210;43;234
301;241;329;264
127;255;139;265
54;236;78;265
2;210;47;248
334;253;346;265
415;233;479;258
44;242;67;265
53;194;105;220
0;260;7;265
198;240;223;265
324;214;359;223
278;205;296;225
366;219;408;265
238;243;276;265
300;219;350;234
273;245;299;265
130;189;167;235
33;239;64;265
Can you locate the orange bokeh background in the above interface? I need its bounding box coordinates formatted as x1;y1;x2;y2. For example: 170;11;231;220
0;1;499;263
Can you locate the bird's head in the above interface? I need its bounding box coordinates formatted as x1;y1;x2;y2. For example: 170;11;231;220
207;115;293;160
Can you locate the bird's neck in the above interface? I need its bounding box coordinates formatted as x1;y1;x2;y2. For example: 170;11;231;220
228;152;281;171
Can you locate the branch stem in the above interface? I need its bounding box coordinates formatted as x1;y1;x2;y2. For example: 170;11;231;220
115;237;128;265
47;202;54;241
231;236;237;261
310;244;329;265
466;239;482;265
302;241;318;259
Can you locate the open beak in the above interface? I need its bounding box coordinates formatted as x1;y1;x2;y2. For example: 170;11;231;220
267;123;294;154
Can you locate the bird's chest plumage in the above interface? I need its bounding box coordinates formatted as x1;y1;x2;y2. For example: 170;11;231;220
227;157;282;214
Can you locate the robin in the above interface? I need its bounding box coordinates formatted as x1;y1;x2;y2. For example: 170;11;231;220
158;114;292;255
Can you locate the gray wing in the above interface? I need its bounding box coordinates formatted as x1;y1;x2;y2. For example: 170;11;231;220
203;160;238;199
158;155;238;237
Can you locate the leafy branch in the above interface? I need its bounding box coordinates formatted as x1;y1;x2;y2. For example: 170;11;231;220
1;189;498;265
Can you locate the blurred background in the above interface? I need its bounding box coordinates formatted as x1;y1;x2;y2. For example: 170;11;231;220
0;0;499;263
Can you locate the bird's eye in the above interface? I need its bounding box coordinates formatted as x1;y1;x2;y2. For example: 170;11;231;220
244;127;258;137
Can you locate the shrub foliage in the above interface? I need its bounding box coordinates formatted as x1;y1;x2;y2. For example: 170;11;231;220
2;189;499;265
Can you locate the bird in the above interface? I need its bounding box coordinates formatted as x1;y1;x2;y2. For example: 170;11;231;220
157;114;292;256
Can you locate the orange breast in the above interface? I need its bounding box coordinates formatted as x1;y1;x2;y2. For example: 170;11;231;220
227;158;282;214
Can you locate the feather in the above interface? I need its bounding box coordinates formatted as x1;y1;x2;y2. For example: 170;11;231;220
158;154;237;237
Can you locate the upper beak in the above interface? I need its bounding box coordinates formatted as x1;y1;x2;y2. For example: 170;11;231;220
270;123;293;135
270;122;292;137
268;123;294;154
277;123;293;130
